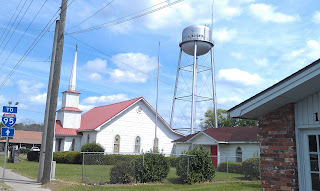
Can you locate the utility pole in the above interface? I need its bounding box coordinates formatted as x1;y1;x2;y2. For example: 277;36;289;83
41;0;68;184
37;20;59;183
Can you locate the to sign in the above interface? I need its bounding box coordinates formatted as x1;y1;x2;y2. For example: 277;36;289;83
2;106;17;114
2;114;16;128
1;127;14;137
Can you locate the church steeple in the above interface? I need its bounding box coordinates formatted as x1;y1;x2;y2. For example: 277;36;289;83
68;45;77;90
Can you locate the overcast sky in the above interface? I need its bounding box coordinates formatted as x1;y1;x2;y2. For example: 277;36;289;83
0;0;319;131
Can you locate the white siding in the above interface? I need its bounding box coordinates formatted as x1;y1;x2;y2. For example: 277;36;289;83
219;143;260;163
295;91;320;126
96;101;182;155
189;133;217;145
62;92;79;108
58;111;81;129
175;143;192;155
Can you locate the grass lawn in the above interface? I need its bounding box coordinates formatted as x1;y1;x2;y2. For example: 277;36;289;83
0;156;261;191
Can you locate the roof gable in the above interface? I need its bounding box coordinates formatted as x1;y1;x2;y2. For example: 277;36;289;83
229;58;320;119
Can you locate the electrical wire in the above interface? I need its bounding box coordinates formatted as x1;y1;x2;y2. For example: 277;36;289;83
0;0;28;52
0;0;48;72
0;0;34;56
67;0;185;35
66;0;115;31
0;0;76;90
0;0;23;43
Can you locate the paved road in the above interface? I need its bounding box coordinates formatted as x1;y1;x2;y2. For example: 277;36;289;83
0;167;50;191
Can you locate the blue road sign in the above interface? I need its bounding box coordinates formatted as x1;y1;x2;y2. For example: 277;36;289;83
2;114;16;128
1;127;14;137
2;106;17;114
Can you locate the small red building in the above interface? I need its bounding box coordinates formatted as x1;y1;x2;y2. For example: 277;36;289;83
229;58;320;190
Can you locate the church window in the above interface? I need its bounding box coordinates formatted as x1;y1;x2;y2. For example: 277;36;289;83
153;138;159;152
114;135;120;153
236;147;242;162
71;139;75;151
135;136;141;153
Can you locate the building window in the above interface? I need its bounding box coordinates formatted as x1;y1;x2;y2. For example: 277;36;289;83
153;138;158;152
114;135;120;153
135;136;141;153
236;147;242;162
58;138;62;151
87;134;90;143
71;139;75;151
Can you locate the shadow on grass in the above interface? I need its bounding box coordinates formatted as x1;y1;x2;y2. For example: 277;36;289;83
166;177;184;184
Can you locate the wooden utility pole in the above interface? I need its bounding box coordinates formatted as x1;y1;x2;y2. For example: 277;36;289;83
41;0;68;184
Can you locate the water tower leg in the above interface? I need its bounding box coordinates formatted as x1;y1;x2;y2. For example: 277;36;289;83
170;49;182;128
191;41;198;134
210;48;218;128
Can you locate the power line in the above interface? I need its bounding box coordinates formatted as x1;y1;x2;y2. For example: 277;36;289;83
0;0;28;51
0;0;76;90
0;0;23;43
67;0;185;35
0;0;34;56
0;0;48;72
66;0;115;31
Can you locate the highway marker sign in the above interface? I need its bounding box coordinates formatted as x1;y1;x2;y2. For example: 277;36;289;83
2;114;16;128
1;127;14;137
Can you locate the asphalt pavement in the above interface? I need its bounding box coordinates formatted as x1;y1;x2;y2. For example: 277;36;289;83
0;166;50;191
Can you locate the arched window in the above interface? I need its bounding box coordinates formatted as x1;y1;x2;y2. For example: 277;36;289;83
114;135;120;153
71;138;75;151
153;138;159;152
236;147;242;162
135;136;141;153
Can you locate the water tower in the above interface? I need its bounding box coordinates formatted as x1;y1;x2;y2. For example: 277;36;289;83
170;25;218;134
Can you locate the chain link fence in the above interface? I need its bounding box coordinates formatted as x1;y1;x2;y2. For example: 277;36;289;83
81;152;261;185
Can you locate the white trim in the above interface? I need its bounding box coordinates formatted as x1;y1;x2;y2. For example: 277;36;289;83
186;132;218;143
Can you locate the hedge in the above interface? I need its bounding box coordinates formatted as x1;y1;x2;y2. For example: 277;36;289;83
53;151;81;164
217;161;242;174
20;148;30;154
242;158;260;180
167;157;179;167
81;143;104;152
27;151;40;161
110;161;135;184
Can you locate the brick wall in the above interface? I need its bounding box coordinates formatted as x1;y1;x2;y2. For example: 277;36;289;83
259;103;299;191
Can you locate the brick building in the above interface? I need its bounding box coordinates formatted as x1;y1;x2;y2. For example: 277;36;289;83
229;58;320;190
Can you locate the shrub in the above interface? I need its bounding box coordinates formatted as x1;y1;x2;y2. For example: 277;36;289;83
53;151;81;164
27;151;40;161
81;143;104;152
242;158;260;180
176;145;215;184
134;153;170;183
103;154;139;165
20;148;30;154
218;161;242;174
167;157;179;167
110;161;135;184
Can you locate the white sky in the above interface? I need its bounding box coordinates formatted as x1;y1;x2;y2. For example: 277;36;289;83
0;0;319;129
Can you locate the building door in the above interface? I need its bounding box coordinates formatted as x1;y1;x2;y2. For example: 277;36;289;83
211;145;218;168
302;129;320;191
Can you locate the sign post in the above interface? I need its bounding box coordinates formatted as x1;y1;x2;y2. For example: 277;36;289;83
2;106;17;183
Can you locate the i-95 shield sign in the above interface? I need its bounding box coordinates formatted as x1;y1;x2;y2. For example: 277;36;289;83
2;114;16;128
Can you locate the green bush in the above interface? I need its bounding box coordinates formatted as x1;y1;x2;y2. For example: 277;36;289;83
134;153;170;183
167;157;179;167
81;143;104;152
218;161;242;174
53;151;81;164
27;151;40;161
176;145;215;184
103;154;139;165
20;148;30;154
242;158;260;180
110;161;135;184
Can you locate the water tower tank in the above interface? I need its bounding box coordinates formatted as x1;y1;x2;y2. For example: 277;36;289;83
179;25;213;56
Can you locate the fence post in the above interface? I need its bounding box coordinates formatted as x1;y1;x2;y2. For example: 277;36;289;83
259;157;261;181
226;156;228;181
142;153;144;183
82;153;84;183
187;155;189;179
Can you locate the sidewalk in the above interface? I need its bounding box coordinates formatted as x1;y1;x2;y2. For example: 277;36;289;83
0;167;50;191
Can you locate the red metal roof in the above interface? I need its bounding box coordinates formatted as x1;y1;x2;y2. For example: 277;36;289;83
57;107;82;112
55;120;78;136
173;126;259;143
79;97;142;131
62;89;81;94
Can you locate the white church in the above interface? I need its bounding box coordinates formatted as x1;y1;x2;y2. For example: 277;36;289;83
53;49;184;155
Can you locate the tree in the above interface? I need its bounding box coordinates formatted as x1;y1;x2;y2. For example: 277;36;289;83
200;109;257;129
